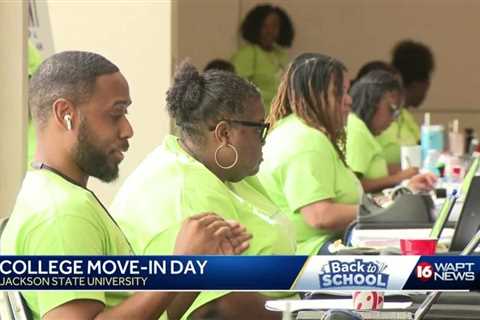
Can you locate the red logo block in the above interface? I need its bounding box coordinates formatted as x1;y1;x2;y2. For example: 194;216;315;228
416;262;434;282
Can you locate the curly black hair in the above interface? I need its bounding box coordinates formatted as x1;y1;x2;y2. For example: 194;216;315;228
241;4;294;47
204;59;235;73
351;60;400;88
355;60;398;81
167;60;260;141
391;40;434;87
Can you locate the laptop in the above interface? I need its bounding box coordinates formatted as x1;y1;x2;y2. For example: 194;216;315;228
415;195;480;320
459;156;480;198
421;156;479;243
449;175;480;252
428;190;458;241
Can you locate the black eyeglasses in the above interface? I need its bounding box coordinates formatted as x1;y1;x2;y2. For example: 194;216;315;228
210;119;270;143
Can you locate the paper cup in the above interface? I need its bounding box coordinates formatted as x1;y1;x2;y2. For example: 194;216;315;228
352;291;384;310
400;238;437;255
401;145;421;170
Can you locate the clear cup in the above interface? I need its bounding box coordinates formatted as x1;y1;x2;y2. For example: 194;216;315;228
401;145;421;170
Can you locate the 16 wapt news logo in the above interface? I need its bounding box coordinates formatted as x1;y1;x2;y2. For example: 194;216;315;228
415;261;475;282
318;258;389;288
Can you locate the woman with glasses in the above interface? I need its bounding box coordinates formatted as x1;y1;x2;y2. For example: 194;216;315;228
352;60;405;175
346;70;436;193
110;61;294;320
257;53;361;255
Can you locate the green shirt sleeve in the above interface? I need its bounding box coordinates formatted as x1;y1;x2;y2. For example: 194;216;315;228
346;131;375;176
376;108;420;165
231;45;255;79
24;215;106;317
281;150;337;213
346;114;390;179
377;122;401;164
402;109;420;142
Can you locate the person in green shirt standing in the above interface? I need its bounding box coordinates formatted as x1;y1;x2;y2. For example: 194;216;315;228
377;40;435;165
257;53;362;256
346;70;437;193
1;51;249;320
232;4;294;112
111;61;296;320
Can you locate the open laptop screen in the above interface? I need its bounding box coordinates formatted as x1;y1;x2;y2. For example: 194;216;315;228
460;156;479;198
429;191;457;240
449;176;480;252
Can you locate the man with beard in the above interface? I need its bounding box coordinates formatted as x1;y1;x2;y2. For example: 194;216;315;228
1;51;250;320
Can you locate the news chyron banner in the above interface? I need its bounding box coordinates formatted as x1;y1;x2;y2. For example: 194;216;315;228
0;256;478;290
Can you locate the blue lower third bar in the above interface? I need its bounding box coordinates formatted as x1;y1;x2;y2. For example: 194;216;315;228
0;256;307;290
1;255;480;290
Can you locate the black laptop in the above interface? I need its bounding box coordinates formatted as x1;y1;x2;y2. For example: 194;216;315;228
449;175;480;252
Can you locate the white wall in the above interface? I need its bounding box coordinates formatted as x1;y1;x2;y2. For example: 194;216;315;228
177;0;480;133
0;1;27;218
46;0;173;205
176;0;241;70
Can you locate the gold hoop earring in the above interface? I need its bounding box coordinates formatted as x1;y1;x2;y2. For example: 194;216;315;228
214;144;238;169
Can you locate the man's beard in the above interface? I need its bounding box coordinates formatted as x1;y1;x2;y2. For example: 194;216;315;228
72;120;119;183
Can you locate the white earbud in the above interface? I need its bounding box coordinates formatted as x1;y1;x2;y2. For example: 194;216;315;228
64;114;72;131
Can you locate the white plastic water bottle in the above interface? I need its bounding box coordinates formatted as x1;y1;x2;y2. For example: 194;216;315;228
423;149;440;175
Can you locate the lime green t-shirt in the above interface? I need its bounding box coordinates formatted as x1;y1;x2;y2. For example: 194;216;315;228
231;44;289;111
0;170;132;320
110;135;296;319
257;114;362;255
376;108;420;164
346;113;389;179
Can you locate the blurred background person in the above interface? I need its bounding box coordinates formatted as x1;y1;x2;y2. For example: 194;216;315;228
232;4;294;113
347;70;437;193
377;40;435;168
393;39;434;113
351;60;400;88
